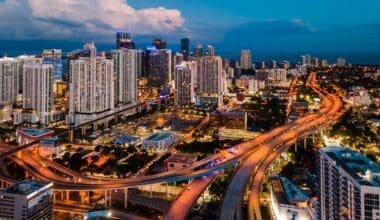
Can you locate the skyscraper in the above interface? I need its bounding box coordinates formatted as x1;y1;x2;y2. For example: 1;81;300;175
317;147;380;220
195;56;224;107
194;44;203;57
152;38;167;49
23;58;54;124
206;45;215;56
336;57;346;67
174;61;197;106
69;42;114;125
146;47;172;87
240;50;252;69
0;56;19;103
111;49;137;106
180;38;190;60
116;31;135;49
42;49;62;81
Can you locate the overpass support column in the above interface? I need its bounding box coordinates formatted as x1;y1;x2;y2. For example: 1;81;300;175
104;120;109;129
81;127;86;137
312;132;315;143
93;123;98;131
165;183;168;201
124;189;128;209
150;185;153;198
65;191;70;200
294;141;298;153
68;130;73;143
304;138;307;149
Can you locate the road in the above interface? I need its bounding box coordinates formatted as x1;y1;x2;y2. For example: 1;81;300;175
220;72;344;220
164;174;217;220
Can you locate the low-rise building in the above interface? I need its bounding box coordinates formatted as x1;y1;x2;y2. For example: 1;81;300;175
0;102;12;124
163;153;197;171
270;175;317;220
142;132;176;152
112;135;140;148
16;128;54;146
39;137;60;157
0;180;54;220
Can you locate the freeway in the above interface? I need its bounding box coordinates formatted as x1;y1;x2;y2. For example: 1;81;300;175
220;72;344;220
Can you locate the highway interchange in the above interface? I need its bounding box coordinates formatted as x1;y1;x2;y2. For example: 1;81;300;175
0;72;345;219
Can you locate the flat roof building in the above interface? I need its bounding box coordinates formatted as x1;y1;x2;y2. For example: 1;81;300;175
142;132;176;152
318;146;380;220
163;153;197;171
0;180;54;220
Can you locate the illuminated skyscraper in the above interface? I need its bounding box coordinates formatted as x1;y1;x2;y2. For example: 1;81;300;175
174;61;197;106
116;31;135;49
194;44;203;57
195;56;224;107
336;57;346;67
69;42;114;125
23;58;54;124
240;49;252;69
180;38;190;60
0;56;19;103
152;38;167;49
206;45;215;56
42;49;62;81
146;46;172;87
111;49;137;106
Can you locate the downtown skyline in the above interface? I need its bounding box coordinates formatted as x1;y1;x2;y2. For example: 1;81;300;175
0;0;379;64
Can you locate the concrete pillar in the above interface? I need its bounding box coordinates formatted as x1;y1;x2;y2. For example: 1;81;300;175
68;130;73;143
81;127;86;136
65;191;70;200
109;190;112;207
294;141;298;153
104;120;109;129
150;185;153;198
304;138;307;149
93;123;98;131
124;188;128;210
312;132;315;143
165;183;168;201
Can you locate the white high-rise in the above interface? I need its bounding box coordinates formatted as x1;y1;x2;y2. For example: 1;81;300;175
240;50;252;69
23;59;54;125
318;147;380;220
195;56;224;107
112;49;137;106
0;56;19;103
69;42;114;125
174;61;197;106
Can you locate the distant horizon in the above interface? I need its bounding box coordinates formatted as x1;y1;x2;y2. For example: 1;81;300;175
1;39;379;65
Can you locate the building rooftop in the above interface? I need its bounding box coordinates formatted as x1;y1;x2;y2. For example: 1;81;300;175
321;146;380;186
145;132;174;142
280;177;309;204
165;153;197;164
3;180;53;196
112;135;138;145
40;137;60;145
18;128;54;137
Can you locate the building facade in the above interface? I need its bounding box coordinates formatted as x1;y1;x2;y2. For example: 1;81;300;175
23;59;54;125
318;147;380;220
174;61;197;106
0;56;19;103
240;49;252;69
0;180;54;220
112;49;137;106
42;49;62;81
69;42;114;125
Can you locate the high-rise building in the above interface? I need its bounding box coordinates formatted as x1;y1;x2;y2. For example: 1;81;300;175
240;50;252;69
23;59;54;124
136;50;144;78
152;38;167;49
42;49;62;81
111;49;137;106
173;52;184;66
336;57;346;67
268;60;277;69
311;57;319;68
195;56;224;107
317;147;380;220
116;31;135;49
0;56;19;103
174;61;197;106
146;47;172;87
0;180;54;220
206;45;215;56
194;44;203;57
16;55;36;94
180;38;190;61
69;42;114;125
321;59;328;67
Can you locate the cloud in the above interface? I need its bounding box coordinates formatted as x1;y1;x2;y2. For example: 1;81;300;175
0;0;185;40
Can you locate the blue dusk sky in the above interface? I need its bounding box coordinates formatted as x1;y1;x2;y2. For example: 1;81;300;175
0;0;379;63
